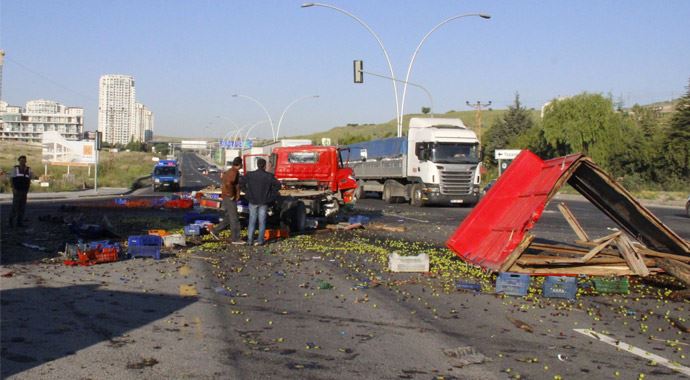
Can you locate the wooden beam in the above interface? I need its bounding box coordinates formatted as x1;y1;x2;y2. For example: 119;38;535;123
499;234;535;272
656;258;690;286
510;263;634;276
581;231;621;263
591;230;624;244
616;234;650;277
558;202;590;242
530;243;620;257
516;254;655;266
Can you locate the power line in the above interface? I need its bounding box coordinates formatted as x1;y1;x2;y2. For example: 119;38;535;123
5;56;96;102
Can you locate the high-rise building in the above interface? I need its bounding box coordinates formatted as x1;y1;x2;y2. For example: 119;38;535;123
0;50;5;101
134;102;154;142
98;74;136;145
0;99;84;142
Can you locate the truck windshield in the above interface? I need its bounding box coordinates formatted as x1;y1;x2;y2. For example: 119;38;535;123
154;167;177;176
431;142;479;164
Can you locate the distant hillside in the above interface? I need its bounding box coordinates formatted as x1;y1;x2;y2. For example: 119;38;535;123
290;108;541;145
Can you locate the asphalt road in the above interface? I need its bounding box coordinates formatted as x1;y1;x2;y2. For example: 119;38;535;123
1;171;689;379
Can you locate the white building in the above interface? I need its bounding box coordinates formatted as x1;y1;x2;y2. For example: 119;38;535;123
134;102;154;142
0;99;84;142
98;74;136;145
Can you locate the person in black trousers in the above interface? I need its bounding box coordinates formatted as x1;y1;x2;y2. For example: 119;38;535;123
240;158;281;246
9;155;33;228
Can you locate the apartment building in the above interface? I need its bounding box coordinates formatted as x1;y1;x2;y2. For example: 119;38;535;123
0;99;84;142
98;74;136;145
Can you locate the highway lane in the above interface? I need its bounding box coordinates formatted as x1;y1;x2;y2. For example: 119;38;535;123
352;195;690;247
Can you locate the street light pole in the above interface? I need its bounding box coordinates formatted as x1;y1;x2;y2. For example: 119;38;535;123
400;13;491;132
301;2;401;137
275;95;319;140
243;120;269;150
232;94;276;141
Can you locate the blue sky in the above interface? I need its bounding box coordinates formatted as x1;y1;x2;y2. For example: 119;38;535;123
1;0;689;139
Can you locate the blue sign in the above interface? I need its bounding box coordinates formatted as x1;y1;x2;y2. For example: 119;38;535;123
220;140;253;149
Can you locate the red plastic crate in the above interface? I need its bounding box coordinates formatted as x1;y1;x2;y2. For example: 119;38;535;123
94;247;119;263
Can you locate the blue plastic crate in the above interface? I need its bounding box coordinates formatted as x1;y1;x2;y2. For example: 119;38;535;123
348;215;371;225
542;276;577;299
184;224;201;236
495;272;531;296
127;235;162;260
183;212;220;224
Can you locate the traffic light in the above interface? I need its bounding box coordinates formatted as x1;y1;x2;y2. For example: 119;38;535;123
353;60;363;83
96;131;103;150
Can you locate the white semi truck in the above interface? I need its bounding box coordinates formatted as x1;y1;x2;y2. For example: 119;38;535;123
347;117;481;207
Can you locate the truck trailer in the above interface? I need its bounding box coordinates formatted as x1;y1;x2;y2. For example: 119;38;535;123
346;117;481;206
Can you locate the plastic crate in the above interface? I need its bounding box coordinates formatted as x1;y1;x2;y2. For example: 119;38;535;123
127;235;162;260
592;277;629;294
163;234;186;248
264;228;289;241
348;215;371;225
148;229;169;237
542;276;578;299
184;212;220;224
184;224;201;236
495;272;531;296
94;247;120;263
388;253;429;272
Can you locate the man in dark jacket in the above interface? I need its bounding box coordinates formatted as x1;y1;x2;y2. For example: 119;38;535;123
210;157;245;244
9;155;33;228
240;158;281;246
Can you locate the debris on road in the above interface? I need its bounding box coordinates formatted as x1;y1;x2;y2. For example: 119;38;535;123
447;151;690;283
388;252;430;272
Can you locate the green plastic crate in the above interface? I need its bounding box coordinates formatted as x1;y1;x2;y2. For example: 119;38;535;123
592;277;629;294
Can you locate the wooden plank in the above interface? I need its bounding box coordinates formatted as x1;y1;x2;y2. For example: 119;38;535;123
656;258;690;286
499;234;535;272
576;240;690;263
591;230;624;244
510;263;634;276
516;254;655;266
530;243;620;257
580;231;621;263
558;202;590;242
616;234;650;277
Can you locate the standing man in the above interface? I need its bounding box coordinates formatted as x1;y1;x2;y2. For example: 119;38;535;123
210;157;245;244
240;158;281;246
9;155;33;228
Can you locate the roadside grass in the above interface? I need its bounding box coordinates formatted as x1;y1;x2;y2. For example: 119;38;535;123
0;141;155;192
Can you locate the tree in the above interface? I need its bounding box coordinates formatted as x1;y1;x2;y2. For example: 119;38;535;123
483;93;534;165
665;78;690;181
421;107;431;115
541;93;628;168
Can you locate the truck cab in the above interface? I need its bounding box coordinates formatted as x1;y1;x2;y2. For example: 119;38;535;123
152;159;181;192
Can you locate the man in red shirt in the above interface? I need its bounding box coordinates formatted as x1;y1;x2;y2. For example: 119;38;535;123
210;157;245;244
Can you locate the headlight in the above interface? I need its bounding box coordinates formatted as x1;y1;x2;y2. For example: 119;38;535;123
154;178;160;183
173;178;179;183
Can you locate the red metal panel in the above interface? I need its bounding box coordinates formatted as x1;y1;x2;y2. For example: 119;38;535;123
446;151;584;271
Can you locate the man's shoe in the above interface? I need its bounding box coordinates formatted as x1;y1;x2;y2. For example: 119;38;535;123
231;241;246;245
209;230;221;241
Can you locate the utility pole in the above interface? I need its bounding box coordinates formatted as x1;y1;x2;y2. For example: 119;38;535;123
465;100;492;148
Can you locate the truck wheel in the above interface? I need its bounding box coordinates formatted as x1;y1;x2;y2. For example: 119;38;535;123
353;180;365;201
382;183;392;203
289;201;307;233
410;183;425;207
382;180;399;204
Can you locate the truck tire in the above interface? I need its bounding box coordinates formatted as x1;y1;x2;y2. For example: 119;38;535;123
382;180;400;204
353;180;365;201
410;183;425;207
290;201;307;232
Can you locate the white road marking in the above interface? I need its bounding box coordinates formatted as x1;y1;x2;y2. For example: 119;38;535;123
382;212;429;223
574;328;690;376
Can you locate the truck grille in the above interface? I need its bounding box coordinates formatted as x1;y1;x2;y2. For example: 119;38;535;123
440;169;473;195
